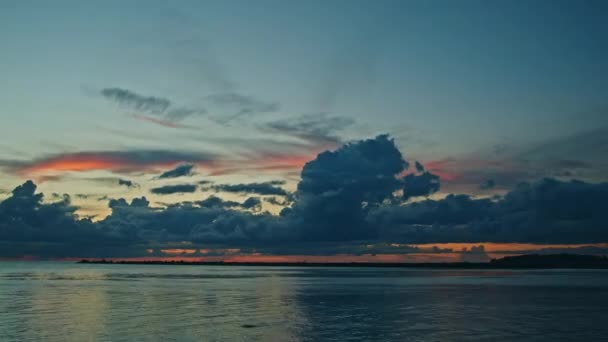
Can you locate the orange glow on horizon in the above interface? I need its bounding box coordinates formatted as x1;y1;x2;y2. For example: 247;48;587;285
411;242;608;253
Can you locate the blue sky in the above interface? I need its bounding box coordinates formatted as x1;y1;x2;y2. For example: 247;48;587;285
0;0;607;259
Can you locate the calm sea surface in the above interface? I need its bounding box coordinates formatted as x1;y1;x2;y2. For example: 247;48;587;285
1;262;608;341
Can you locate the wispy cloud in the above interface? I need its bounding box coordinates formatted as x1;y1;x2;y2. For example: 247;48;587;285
206;92;279;124
101;87;206;127
263;113;354;147
101;88;171;114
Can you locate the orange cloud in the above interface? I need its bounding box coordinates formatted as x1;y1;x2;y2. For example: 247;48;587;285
11;151;220;177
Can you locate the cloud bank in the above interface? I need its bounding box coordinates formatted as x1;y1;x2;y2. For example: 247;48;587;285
1;135;607;257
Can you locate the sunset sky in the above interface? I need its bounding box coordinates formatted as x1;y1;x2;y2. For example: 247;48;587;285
1;0;607;261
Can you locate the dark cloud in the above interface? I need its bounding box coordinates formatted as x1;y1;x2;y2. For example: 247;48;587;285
284;135;408;241
118;178;138;188
0;181;130;257
480;179;496;190
2;135;608;258
97;195;279;244
197;195;241;209
241;197;262;211
402;172;440;200
415;161;425;173
370;178;608;244
204;181;289;196
150;184;198;195
264;196;292;207
101;87;206;126
158;164;195;179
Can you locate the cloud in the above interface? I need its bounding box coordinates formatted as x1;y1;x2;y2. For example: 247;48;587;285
101;88;171;114
158;164;195;179
402;171;440;200
150;184;198;195
424;127;608;193
1;150;217;176
264;196;292;207
197;195;241;209
370;178;608;244
263;113;354;147
129;114;194;129
206;93;279;124
0;181;130;257
283;134;409;241
118;179;138;188
480;179;496;190
101;87;206;127
241;197;262;211
2;135;608;258
203;181;289;196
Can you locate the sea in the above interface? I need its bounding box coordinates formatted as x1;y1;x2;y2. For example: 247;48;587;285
1;262;608;341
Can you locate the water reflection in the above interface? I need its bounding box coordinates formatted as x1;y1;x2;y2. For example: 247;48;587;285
1;263;608;341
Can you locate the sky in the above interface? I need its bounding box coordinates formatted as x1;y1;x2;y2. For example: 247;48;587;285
0;0;607;261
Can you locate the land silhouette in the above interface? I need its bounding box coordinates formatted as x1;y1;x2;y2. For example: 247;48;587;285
79;254;608;269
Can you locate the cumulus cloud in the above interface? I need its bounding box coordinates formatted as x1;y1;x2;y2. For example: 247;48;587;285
150;184;198;195
402;171;440;200
370;178;608;244
0;181;129;257
2;135;608;258
158;164;195;179
283;134;409;241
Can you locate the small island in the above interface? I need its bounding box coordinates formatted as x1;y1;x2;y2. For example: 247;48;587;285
78;254;608;269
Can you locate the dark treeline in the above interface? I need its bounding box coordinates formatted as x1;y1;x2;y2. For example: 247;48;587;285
78;254;608;269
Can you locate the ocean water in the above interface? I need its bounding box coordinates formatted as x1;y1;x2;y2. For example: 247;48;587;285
1;262;608;341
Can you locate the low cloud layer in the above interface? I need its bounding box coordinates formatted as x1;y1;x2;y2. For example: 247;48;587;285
1;135;607;257
150;184;198;195
202;181;289;196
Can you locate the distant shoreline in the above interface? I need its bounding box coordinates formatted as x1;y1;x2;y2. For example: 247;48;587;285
77;254;608;269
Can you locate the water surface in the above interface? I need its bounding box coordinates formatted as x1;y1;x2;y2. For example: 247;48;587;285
1;262;608;341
